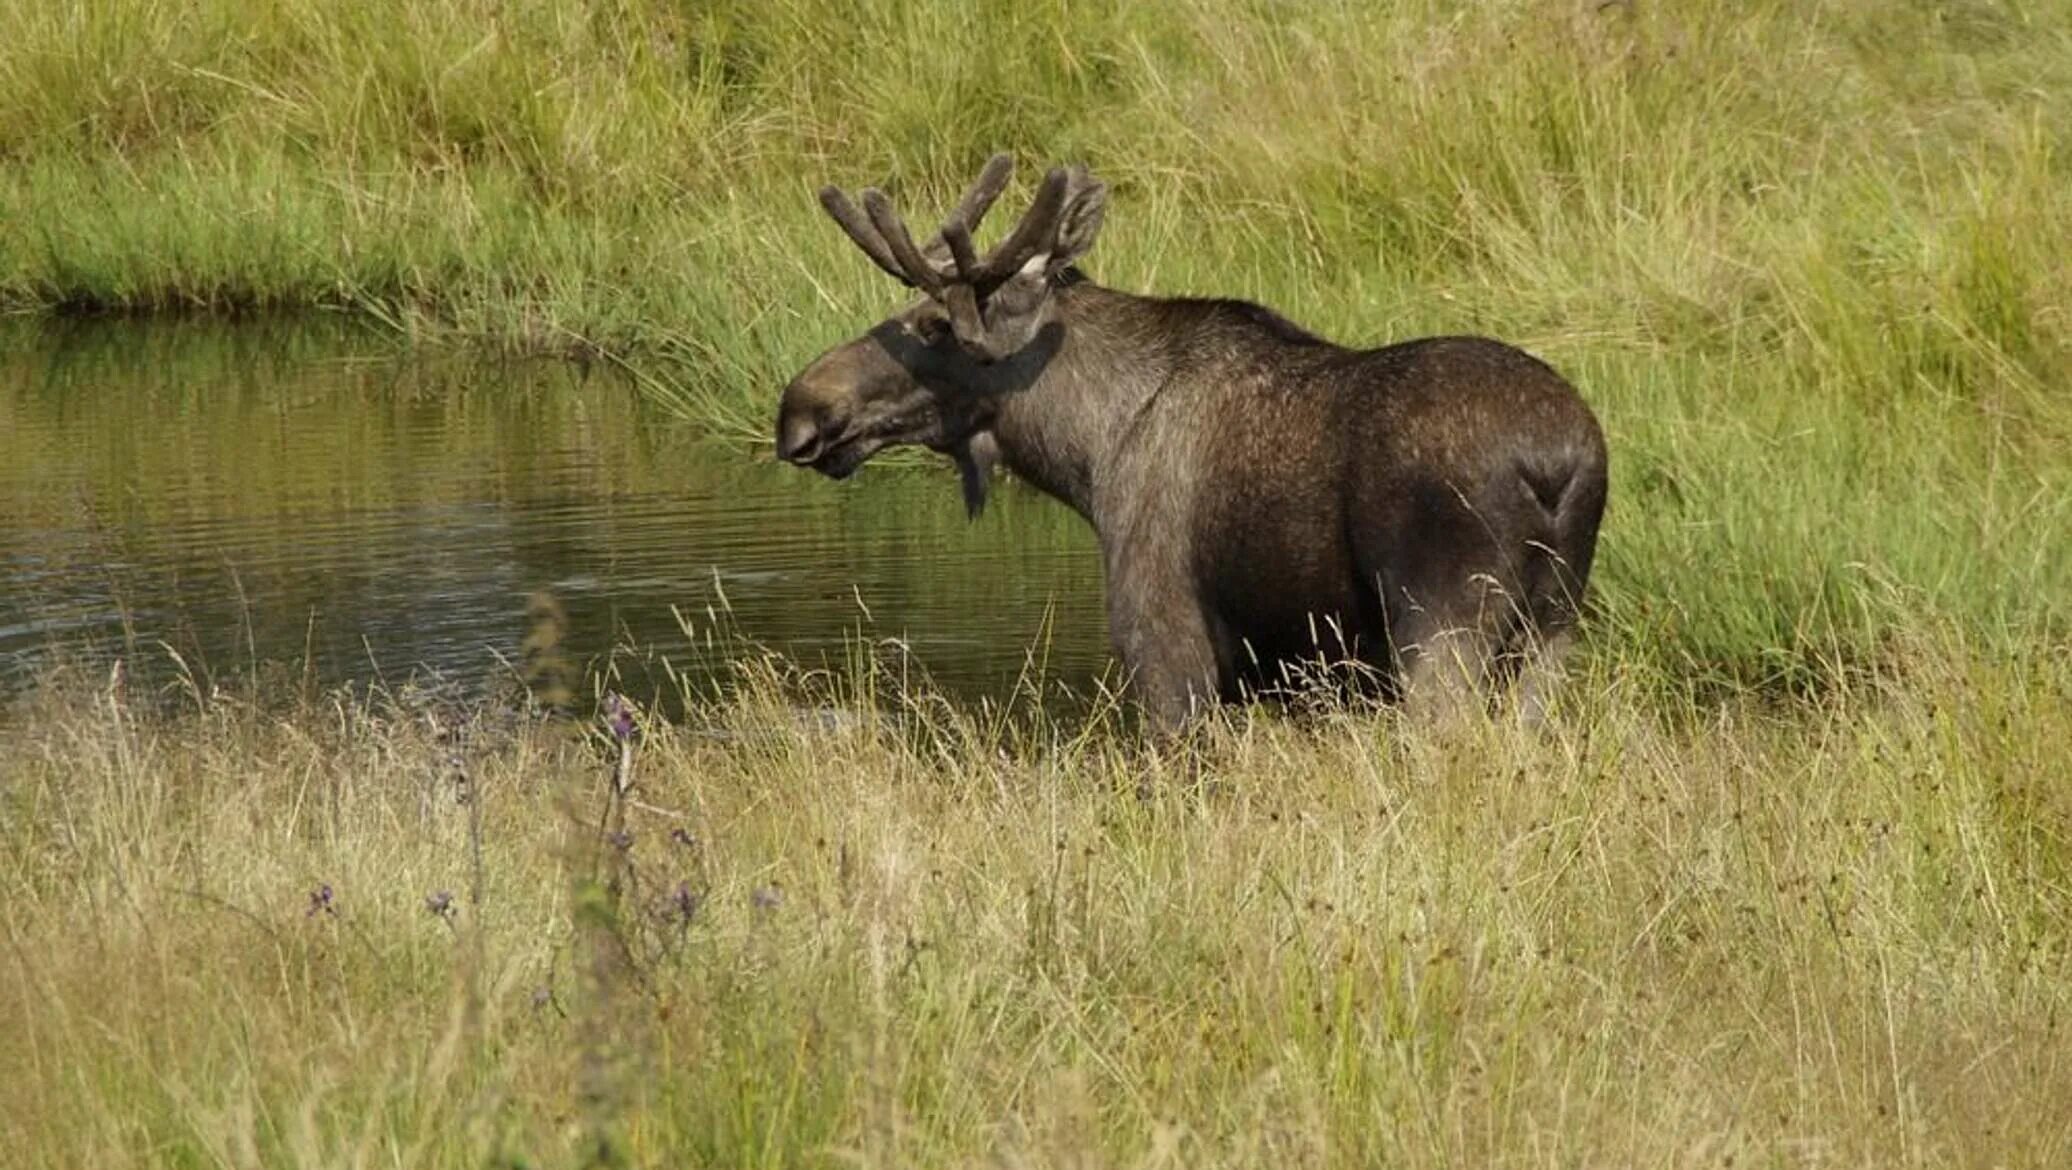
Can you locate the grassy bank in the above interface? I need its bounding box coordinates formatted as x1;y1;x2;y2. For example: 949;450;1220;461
3;640;2069;1167
4;2;2068;418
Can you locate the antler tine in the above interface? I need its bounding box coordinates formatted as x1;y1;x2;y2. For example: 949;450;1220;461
819;186;915;287
977;166;1071;282
940;216;982;283
943;153;1016;239
862;188;945;293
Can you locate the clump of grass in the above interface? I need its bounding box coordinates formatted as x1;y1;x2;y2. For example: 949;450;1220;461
2;627;2068;1167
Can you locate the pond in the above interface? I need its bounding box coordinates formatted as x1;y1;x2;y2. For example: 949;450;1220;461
0;318;1112;709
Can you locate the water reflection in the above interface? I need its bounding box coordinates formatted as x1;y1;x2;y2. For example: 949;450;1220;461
0;318;1110;706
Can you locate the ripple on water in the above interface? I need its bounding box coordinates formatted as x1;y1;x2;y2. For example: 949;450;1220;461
0;319;1109;707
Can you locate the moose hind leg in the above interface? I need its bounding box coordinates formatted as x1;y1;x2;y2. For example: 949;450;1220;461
1386;588;1510;723
1501;534;1595;726
1508;627;1575;728
1394;618;1492;722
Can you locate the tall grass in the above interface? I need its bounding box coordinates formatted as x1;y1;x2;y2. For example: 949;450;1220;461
3;637;2069;1167
3;2;2067;414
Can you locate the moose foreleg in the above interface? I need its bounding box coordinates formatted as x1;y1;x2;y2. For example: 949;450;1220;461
1106;566;1223;731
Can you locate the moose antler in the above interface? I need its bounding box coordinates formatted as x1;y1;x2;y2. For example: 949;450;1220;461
862;189;942;293
938;152;1015;249
819;154;1081;295
952;166;1071;285
818;185;911;285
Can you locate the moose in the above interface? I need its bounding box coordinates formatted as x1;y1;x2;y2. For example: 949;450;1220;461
776;154;1608;728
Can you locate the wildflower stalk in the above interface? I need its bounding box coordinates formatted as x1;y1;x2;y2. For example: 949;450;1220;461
568;692;646;1168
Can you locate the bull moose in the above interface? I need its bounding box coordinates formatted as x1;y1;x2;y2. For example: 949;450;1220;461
775;154;1608;728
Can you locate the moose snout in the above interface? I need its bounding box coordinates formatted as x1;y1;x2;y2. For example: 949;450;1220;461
777;374;853;466
776;407;826;465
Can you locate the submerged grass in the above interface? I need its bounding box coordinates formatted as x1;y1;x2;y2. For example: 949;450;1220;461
2;633;2069;1168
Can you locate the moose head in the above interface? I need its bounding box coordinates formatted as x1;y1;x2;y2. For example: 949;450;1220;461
774;154;1108;514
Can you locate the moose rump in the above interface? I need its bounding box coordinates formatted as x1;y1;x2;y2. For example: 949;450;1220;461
1181;332;1607;708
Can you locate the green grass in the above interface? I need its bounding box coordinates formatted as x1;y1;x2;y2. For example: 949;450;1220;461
3;639;2069;1168
2;1;2071;1163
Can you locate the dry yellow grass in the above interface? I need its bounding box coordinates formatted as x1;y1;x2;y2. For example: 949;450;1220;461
3;633;2067;1167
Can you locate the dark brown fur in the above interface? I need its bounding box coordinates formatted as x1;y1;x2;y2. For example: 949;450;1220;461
777;157;1608;728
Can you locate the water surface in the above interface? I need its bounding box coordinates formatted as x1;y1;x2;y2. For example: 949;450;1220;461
0;319;1110;707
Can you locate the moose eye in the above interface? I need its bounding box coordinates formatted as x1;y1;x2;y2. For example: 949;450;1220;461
912;315;953;346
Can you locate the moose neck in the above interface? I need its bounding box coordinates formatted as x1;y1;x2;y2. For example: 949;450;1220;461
989;282;1174;522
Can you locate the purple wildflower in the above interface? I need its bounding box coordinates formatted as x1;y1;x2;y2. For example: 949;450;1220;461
425;889;455;919
606;829;634;852
603;693;638;743
306;883;336;918
668;881;702;925
669;827;699;849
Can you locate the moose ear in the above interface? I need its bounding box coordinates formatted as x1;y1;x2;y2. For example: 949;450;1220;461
1049;178;1107;272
